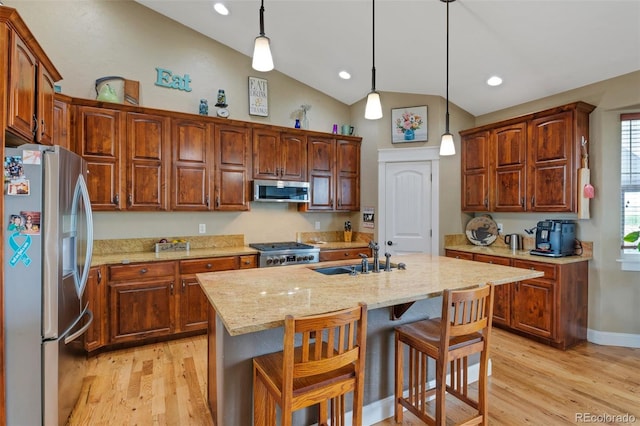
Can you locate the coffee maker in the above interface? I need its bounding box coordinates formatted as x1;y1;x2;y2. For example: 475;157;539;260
530;220;577;257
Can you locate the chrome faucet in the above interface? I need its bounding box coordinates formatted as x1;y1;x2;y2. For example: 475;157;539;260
369;241;380;273
359;253;369;274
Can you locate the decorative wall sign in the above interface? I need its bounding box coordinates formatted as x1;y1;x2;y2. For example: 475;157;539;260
155;67;192;92
248;76;269;116
392;106;428;143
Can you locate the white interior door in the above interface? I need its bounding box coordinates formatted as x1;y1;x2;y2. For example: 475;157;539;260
378;147;440;256
384;161;432;254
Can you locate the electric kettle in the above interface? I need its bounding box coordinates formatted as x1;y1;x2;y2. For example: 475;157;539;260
504;233;523;250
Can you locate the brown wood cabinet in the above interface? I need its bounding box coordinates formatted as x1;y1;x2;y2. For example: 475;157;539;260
84;266;106;352
303;136;361;212
178;255;257;332
107;261;177;344
126;112;171;210
445;249;588;349
214;123;252;211
75;105;124;210
53;94;71;149
252;129;307;181
3;11;61;146
319;247;372;262
171;118;214;211
460;102;595;213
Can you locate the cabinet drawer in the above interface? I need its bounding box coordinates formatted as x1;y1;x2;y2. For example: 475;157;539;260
445;250;474;261
319;248;371;262
179;256;239;274
513;259;557;280
239;255;258;269
474;254;511;266
109;261;176;281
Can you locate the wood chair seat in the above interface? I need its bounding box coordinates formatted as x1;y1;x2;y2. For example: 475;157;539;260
395;284;494;426
253;303;367;426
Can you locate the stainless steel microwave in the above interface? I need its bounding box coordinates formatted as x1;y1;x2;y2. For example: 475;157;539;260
253;180;310;203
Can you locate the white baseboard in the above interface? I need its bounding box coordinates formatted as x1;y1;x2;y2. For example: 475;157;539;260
587;328;640;348
340;360;491;426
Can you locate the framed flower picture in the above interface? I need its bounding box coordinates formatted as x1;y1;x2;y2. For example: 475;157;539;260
391;106;428;143
248;76;269;116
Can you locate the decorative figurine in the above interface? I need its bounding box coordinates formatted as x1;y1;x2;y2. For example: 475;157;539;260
199;99;209;116
215;89;230;118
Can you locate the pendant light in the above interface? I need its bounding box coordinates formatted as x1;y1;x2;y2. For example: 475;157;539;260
252;0;274;72
364;0;383;120
440;0;456;156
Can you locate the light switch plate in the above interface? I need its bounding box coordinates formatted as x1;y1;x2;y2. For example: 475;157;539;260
199;223;206;234
315;221;321;230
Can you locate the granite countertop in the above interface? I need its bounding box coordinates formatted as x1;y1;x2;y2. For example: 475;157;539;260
196;253;544;336
91;246;259;266
444;244;592;265
90;234;257;267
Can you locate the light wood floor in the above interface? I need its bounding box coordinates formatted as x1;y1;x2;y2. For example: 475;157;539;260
68;328;640;425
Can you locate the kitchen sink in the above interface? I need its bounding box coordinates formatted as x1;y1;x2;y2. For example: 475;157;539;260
313;263;396;275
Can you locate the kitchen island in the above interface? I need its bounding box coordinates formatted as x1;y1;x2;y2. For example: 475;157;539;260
196;253;544;425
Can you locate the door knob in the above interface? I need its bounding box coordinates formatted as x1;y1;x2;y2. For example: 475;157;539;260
387;241;393;246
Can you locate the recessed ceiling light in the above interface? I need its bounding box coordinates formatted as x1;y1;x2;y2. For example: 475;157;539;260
213;2;229;15
487;76;503;86
338;70;351;80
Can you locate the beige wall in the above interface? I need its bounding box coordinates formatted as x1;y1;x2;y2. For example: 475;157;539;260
9;0;639;335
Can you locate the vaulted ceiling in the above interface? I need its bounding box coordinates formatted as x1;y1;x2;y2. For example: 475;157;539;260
136;0;640;116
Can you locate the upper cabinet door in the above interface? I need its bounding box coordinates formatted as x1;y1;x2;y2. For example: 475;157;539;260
528;111;573;212
335;139;360;211
126;112;171;211
7;32;37;141
280;133;307;181
252;128;281;179
37;65;56;145
214;123;251;211
75;106;124;211
171;119;214;211
304;136;335;211
461;130;491;212
493;122;527;212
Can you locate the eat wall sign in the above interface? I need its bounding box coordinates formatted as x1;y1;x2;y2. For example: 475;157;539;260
155;67;192;92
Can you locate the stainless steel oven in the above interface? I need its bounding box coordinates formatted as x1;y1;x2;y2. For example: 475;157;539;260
249;242;319;267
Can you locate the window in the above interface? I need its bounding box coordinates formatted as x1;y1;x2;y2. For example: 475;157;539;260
621;113;640;270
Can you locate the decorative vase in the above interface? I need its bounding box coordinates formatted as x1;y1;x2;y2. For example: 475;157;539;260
295;119;301;128
404;128;415;141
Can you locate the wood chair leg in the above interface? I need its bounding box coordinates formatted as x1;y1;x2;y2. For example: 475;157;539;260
394;335;404;423
253;370;276;426
435;359;447;426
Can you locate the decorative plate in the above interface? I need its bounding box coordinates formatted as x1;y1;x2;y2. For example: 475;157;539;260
465;216;498;246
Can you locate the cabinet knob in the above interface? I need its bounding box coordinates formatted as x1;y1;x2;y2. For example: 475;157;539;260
140;268;148;274
97;269;102;284
127;194;133;206
113;194;120;206
170;282;174;295
206;196;210;207
244;260;251;264
182;279;186;292
206;263;213;269
41;119;46;137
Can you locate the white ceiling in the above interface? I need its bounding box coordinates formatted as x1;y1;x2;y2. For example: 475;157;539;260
135;0;640;116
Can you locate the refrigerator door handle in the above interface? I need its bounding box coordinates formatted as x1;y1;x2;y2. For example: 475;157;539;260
74;174;94;297
64;309;93;345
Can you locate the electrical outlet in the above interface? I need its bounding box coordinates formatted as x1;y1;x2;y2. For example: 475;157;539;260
314;221;321;230
497;223;503;234
199;223;206;234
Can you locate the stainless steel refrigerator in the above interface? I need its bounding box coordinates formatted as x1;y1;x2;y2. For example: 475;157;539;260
4;144;94;425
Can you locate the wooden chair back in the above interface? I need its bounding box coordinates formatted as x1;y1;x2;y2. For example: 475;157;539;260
441;284;494;356
283;303;367;384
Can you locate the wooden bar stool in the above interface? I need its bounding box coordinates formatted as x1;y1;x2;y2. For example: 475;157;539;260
394;284;494;426
252;303;367;426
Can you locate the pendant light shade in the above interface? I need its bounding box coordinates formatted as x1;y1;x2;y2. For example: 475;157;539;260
252;0;274;72
440;0;455;156
364;0;383;120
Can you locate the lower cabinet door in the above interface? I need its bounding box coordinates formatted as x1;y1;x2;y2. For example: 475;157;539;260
512;279;555;339
179;276;209;332
492;283;512;327
108;278;175;343
84;266;106;351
